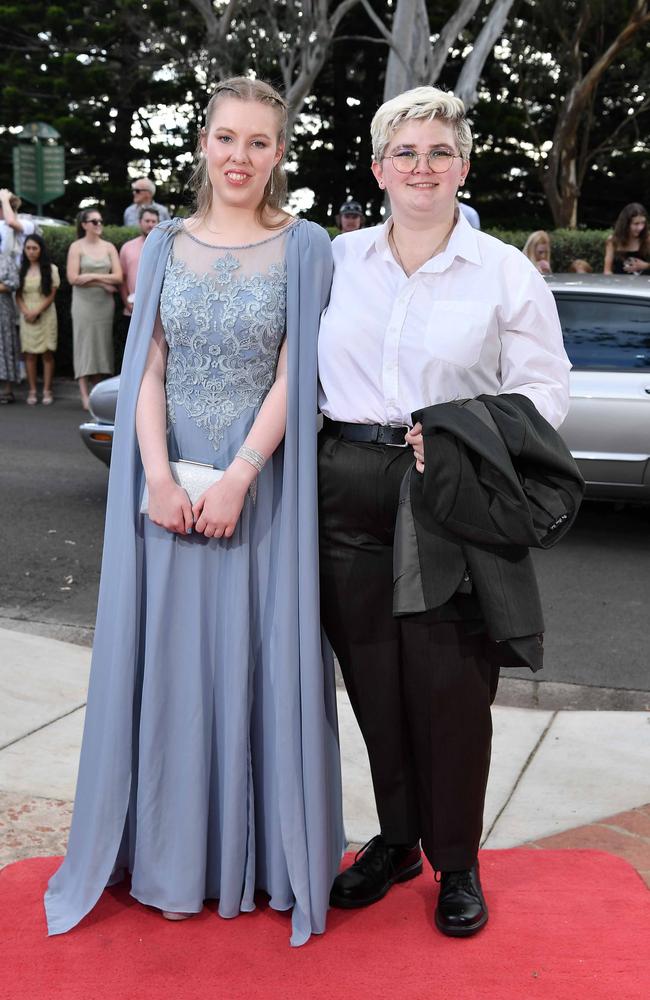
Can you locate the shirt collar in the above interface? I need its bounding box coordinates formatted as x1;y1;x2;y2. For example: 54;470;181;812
363;218;394;262
364;207;482;272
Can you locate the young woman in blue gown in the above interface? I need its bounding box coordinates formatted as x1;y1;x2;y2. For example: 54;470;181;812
45;77;344;947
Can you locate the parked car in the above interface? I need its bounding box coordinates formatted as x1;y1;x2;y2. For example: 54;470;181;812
80;275;650;501
32;215;70;228
547;274;650;502
79;376;119;465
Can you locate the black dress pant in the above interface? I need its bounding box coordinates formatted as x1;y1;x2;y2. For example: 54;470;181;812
318;433;499;872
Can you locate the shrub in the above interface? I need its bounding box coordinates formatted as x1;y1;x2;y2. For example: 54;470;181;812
484;228;610;272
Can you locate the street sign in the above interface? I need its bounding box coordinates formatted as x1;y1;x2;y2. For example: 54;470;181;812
13;129;65;213
16;121;61;142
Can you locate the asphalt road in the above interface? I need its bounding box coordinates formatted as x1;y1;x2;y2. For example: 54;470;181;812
1;381;107;634
1;379;648;702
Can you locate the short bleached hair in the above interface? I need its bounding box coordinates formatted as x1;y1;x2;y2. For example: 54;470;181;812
371;87;472;163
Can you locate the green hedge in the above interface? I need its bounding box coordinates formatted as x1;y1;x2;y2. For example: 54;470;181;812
39;225;611;377
484;228;610;273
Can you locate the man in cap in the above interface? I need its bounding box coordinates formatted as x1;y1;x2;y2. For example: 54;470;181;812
336;200;365;233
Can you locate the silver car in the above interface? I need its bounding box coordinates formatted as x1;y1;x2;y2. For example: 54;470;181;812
548;275;650;502
79;376;119;464
80;276;650;501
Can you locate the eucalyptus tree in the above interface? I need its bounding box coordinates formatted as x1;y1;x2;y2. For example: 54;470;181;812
359;0;517;108
510;0;650;227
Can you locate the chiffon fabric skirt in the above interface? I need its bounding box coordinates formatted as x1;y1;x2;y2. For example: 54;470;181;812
111;405;296;919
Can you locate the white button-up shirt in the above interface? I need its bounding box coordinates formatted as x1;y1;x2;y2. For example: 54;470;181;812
318;213;570;429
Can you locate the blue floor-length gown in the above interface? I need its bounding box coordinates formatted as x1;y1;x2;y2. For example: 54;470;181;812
45;218;344;946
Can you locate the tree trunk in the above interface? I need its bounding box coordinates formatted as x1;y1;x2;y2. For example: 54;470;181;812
455;0;516;109
541;0;650;227
547;152;579;229
382;0;423;99
379;0;514;108
427;0;482;85
266;0;361;146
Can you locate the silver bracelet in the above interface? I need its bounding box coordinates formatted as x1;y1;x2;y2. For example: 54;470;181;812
236;445;266;474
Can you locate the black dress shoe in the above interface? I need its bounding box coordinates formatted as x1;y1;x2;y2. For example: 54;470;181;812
330;834;422;908
434;862;488;937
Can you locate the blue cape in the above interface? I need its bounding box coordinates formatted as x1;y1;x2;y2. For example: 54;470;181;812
45;218;344;946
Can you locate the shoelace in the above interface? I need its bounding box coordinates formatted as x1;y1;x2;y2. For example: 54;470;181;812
435;869;475;894
353;835;389;874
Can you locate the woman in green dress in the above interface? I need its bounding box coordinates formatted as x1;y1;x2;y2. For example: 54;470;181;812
67;207;122;409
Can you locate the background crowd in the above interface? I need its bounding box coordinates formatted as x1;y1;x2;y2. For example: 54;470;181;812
0;177;648;407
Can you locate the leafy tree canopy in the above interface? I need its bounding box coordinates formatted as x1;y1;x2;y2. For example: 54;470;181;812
1;0;648;228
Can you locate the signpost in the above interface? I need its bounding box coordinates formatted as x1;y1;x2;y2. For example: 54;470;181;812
12;122;65;215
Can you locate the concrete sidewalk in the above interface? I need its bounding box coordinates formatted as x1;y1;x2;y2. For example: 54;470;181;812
1;627;649;885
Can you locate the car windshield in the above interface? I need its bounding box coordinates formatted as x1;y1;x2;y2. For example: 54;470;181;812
554;294;650;371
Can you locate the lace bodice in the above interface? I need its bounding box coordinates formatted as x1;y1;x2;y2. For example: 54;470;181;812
160;224;291;449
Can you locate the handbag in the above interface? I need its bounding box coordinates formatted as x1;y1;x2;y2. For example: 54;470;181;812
140;459;224;515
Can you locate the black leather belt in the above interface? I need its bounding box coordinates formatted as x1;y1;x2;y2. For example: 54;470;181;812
322;417;409;447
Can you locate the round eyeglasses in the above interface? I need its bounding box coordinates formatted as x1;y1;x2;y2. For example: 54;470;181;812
384;150;463;174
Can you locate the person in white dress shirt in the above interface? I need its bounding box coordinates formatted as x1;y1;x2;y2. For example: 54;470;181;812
317;86;570;937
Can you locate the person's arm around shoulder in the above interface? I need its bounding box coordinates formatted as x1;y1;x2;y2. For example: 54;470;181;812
603;236;615;275
497;249;571;429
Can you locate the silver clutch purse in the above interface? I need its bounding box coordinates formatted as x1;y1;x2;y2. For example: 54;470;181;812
140;459;224;515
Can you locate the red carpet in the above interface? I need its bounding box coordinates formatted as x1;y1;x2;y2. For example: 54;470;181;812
0;851;647;1000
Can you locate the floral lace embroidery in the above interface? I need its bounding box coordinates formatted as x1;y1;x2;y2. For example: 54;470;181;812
160;251;286;449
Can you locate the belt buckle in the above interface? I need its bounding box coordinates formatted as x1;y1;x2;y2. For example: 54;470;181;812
383;424;409;447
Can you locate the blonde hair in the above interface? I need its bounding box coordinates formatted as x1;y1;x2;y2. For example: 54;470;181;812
567;258;592;274
370;86;472;163
190;77;288;228
523;230;552;268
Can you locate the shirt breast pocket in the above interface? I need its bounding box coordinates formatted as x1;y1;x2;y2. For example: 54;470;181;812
426;300;492;368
